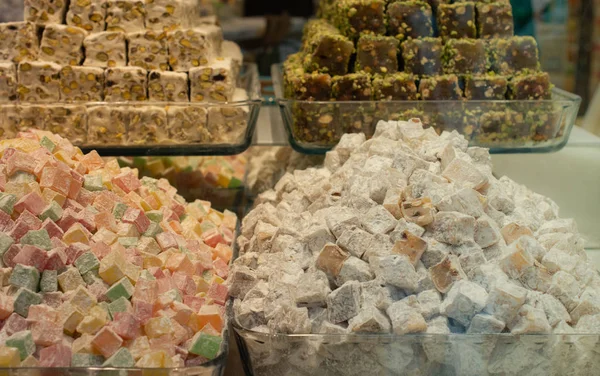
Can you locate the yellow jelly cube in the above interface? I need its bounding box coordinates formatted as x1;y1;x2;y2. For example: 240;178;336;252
63;223;90;244
144;317;172;339
70;285;98;313
54;150;77;167
72;333;96;354
211;275;225;285
21;354;39;366
42;188;67;207
181;216;202;240
0;346;20;367
192;276;210;293
128;336;151;360
104;159;121;175
61;304;85;335
136;350;169;368
92;228;118;245
99;251;126;285
76;314;106;335
207;211;222;226
141;252;163;269
124;263;141;284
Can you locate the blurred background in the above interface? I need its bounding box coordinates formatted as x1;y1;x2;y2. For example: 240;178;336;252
1;0;599;134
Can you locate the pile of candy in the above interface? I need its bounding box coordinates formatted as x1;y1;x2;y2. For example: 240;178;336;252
0;130;234;368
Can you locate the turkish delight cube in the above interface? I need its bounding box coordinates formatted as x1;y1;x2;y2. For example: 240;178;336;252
0;105;22;138
488;36;540;75
508;72;552;100
127;106;169;145
104;67;148;102
207;88;249;143
332;0;386;39
145;0;184;32
442;38;487;75
464;75;508;100
45;105;88;144
127;31;169;71
401;37;442;76
372;73;418;100
87;106;128;145
0;64;17;102
302;19;354;75
419;74;463;100
66;0;107;33
39;25;87;66
166;105;210;143
189;57;236;103
437;3;477;39
148;71;189;102
105;0;146;33
83;32;127;68
0;22;39;64
60;66;105;102
167;28;218;72
24;0;67;25
17;62;61;103
387;1;434;41
476;2;514;39
355;34;399;74
331;73;373;101
284;53;332;100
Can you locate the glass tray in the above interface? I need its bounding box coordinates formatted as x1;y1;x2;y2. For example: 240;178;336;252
272;64;582;155
0;64;262;157
234;325;600;376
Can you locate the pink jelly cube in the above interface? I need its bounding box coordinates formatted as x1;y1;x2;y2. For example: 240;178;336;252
13;245;48;270
15;209;42;230
170;201;185;218
1;148;16;163
202;230;224;248
39;343;71;367
80;150;105;172
207;283;228;306
156;232;178;251
65;242;90;265
42;218;65;239
212;258;229;279
2;244;20;267
87;280;108;301
183;296;204;313
0;294;14;319
133;279;158;303
111;312;141;340
63;198;84;213
57;208;82;232
40;167;72;197
14;192;46;216
70;170;84;185
31;321;63;346
78;209;96;232
172;272;196;296
76;188;98;207
0;210;14;232
41;292;63;308
156;277;174;295
5;313;27;335
112;171;141;194
171;302;193;326
45;248;68;270
132;299;153;325
122;208;150;233
92;327;123;358
94;212;117;232
6;151;37;176
148;267;165;280
27;304;58;323
92;192;117;213
67;176;82;200
90;241;111;260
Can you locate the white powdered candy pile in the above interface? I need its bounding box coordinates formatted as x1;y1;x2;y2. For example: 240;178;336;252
231;119;600;376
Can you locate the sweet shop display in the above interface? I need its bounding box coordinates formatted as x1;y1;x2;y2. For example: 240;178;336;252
232;119;600;375
0;0;257;150
278;0;581;152
0;129;235;369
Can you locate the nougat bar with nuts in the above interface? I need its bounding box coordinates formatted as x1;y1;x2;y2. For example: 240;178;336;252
60;65;105;102
83;32;127;68
105;0;146;33
128;106;169;145
145;0;183;32
87;106;128;145
104;67;148;102
39;24;88;66
24;0;67;25
167;105;210;144
66;0;107;33
127;30;169;71
207;88;249;143
189;57;236;103
17;61;61;103
167;28;219;72
45;105;88;144
148;71;189;102
0;22;39;63
0;63;18;102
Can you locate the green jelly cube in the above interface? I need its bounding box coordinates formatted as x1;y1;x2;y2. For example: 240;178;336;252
140;176;157;189
189;333;222;359
139;270;156;280
82;269;101;285
143;222;163;238
5;330;35;360
98;301;112;320
112;203;127;220
0;233;15;258
20;229;52;251
108;296;132;318
39;201;64;222
14;288;42;317
0;193;17;215
9;265;40;292
83;174;105;192
145;210;163;223
103;347;134;367
228;177;242;189
74;252;100;275
71;353;105;367
40;136;56;152
117;237;138;248
40;270;58;293
105;277;134;302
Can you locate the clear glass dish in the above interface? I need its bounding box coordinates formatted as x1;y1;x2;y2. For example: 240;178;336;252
234;325;600;376
0;63;262;157
272;64;582;155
